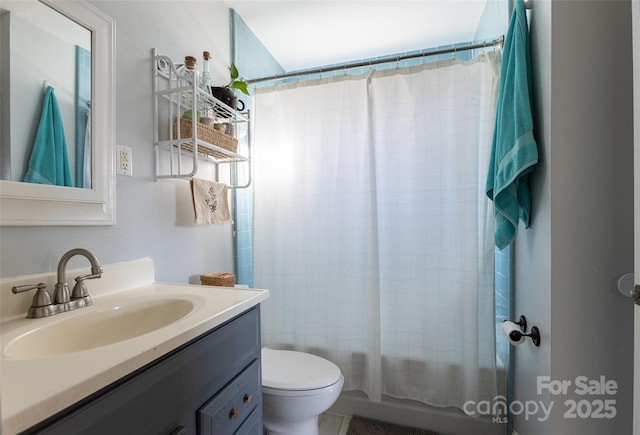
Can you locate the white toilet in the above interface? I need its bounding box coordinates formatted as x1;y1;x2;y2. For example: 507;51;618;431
261;347;344;435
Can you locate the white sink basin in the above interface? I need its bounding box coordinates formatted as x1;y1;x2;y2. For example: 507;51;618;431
3;298;194;359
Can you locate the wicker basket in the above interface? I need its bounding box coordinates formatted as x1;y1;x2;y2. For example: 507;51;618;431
173;117;238;159
200;273;236;287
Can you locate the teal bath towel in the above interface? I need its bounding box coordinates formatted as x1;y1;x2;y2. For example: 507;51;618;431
486;0;538;249
23;85;73;187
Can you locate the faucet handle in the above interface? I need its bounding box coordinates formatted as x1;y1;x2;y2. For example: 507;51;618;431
71;276;93;307
12;282;49;303
12;282;46;293
11;283;57;318
76;271;102;281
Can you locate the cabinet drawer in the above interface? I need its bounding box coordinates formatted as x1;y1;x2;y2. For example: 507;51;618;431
198;360;261;434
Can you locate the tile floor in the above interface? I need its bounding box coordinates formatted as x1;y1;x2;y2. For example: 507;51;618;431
318;412;352;435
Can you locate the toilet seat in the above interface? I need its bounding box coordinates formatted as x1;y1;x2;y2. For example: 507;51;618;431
262;348;342;391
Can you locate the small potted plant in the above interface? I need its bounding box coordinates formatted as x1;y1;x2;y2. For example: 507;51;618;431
212;63;249;112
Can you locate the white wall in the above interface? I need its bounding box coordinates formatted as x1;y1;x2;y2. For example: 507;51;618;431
516;1;634;434
0;1;237;283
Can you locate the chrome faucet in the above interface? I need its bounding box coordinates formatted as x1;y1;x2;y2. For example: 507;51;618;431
12;248;103;318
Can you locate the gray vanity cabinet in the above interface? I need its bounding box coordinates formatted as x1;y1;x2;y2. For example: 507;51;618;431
23;307;262;435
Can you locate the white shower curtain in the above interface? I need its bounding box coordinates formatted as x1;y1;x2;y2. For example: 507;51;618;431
253;52;500;409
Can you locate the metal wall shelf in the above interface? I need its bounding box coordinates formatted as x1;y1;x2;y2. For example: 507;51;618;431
152;49;251;188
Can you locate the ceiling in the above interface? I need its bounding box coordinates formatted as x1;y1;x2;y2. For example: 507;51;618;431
223;0;489;72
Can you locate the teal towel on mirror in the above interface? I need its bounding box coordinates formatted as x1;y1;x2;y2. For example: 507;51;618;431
23;85;74;187
486;0;538;249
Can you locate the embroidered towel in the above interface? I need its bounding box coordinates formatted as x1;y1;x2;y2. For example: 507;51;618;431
485;0;538;249
23;85;73;187
190;178;233;225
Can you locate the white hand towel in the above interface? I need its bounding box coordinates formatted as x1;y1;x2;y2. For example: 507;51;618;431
190;178;233;225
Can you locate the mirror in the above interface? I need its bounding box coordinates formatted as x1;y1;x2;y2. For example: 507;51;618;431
1;1;92;187
0;0;115;225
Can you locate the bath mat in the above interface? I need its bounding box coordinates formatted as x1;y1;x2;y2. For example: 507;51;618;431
346;416;439;435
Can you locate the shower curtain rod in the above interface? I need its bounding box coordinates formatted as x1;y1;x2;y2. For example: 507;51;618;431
247;36;505;85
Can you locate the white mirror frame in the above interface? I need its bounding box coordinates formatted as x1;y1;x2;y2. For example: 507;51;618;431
0;0;115;226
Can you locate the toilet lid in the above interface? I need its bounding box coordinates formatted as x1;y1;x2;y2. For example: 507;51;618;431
262;348;342;390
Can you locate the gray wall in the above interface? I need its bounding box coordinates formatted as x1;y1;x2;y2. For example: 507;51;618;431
516;1;634;434
0;1;236;283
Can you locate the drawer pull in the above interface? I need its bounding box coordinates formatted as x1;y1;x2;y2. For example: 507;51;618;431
229;408;240;420
243;393;253;404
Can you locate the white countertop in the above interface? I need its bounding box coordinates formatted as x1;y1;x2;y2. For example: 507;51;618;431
0;258;269;434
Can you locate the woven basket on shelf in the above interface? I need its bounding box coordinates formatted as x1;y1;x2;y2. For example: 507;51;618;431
173;117;238;159
200;273;236;287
